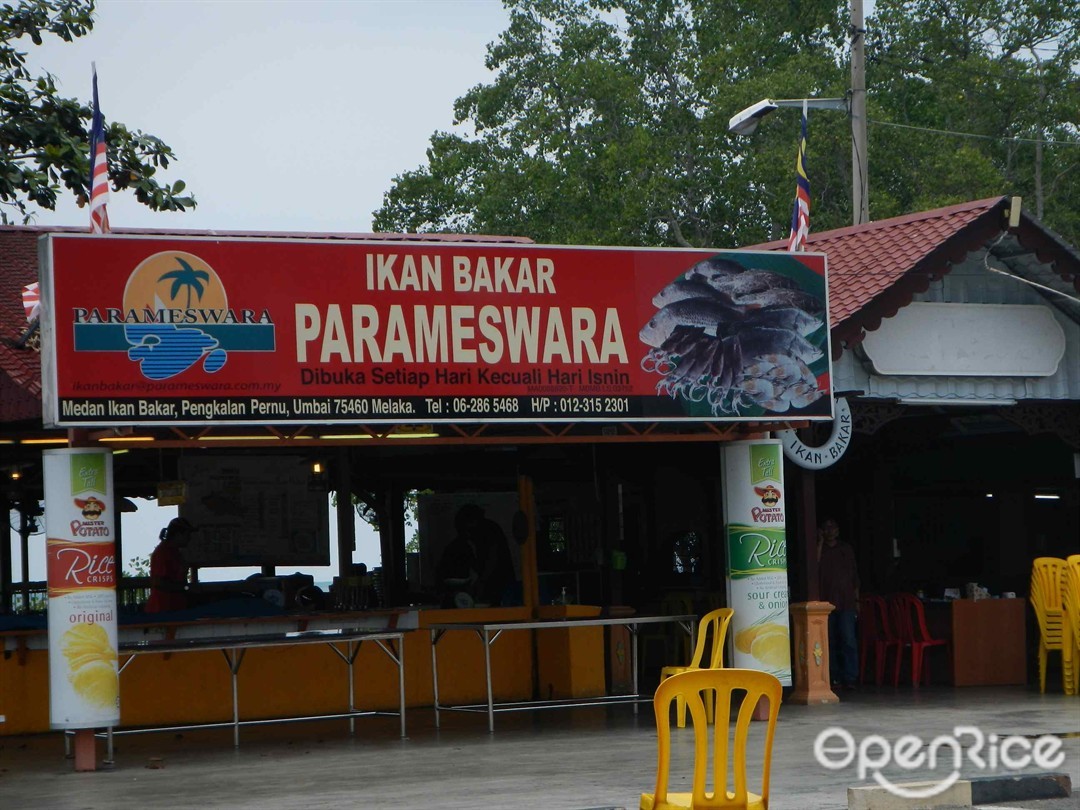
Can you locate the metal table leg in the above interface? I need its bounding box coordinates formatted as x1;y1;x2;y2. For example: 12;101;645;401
483;628;494;733
431;628;441;729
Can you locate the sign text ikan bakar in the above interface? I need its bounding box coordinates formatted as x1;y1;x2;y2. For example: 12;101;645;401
40;236;832;426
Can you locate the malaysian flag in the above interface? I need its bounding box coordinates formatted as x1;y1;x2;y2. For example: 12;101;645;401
89;64;110;233
22;282;40;322
787;112;810;252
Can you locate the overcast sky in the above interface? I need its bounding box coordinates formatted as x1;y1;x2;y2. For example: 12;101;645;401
26;0;511;233
12;0;511;584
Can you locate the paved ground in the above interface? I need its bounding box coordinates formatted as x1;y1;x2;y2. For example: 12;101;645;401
1;685;1077;809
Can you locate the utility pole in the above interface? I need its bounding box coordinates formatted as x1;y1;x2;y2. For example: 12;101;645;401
851;0;869;225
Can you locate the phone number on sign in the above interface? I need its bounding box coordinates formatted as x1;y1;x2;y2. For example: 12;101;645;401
552;396;630;415
450;397;521;415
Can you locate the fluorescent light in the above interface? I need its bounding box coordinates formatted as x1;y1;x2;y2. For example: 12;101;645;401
387;432;439;439
199;435;280;442
20;438;69;445
98;436;155;442
318;434;373;440
1034;494;1060;501
985;493;994;499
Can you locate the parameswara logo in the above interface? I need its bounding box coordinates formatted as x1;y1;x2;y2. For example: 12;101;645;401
71;251;275;381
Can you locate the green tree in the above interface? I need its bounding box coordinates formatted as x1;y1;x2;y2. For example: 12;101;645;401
0;0;195;224
374;0;1080;247
375;0;851;248
869;0;1080;243
126;554;150;577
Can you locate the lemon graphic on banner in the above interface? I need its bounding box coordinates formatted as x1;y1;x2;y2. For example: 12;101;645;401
750;627;790;669
735;621;786;654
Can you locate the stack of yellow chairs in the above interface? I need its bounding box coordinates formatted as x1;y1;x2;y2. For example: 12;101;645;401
1029;557;1074;695
659;607;734;728
1065;555;1080;696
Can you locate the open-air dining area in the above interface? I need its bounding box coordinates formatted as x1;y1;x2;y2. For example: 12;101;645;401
1;683;1077;809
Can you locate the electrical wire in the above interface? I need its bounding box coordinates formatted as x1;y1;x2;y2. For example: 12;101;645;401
869;118;1080;147
979;232;1080;304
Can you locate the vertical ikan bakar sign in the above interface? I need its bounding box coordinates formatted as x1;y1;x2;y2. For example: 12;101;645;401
44;448;120;728
39;235;831;426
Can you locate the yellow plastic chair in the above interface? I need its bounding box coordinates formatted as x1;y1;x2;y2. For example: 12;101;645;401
659;607;734;728
1065;555;1080;695
1030;557;1073;695
641;668;782;810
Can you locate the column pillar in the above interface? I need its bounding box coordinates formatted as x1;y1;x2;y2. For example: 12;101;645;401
788;601;839;704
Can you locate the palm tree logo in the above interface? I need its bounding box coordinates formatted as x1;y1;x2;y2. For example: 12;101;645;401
158;257;210;308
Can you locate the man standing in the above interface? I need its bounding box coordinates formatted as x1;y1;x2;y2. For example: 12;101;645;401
146;517;194;613
818;517;859;690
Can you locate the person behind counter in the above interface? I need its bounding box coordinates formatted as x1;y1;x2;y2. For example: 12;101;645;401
146;517;195;613
436;504;517;607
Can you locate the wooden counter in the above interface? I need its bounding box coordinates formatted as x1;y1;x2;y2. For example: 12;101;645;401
950;598;1026;686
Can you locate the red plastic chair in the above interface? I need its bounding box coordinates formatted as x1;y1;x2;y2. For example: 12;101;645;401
889;593;949;687
859;594;901;686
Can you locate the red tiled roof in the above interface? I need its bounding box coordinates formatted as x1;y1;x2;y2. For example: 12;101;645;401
750;196;1080;358
0;230;44;420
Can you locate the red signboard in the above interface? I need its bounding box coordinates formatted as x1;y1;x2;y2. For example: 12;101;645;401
40;235;831;426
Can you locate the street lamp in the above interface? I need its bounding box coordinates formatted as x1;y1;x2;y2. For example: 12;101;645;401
729;95;869;227
727;97;847;136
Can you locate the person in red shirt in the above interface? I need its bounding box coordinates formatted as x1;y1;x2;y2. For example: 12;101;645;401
146;517;194;613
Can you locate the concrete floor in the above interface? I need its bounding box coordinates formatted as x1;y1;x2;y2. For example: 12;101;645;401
1;685;1077;810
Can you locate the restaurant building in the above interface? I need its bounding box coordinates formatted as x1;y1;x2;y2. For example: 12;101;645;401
1;195;1077;739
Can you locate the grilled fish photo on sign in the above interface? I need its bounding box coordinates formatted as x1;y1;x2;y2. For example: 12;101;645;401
640;255;826;416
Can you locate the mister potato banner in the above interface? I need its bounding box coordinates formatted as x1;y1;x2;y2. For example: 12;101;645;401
40;235;831;427
44;448;120;729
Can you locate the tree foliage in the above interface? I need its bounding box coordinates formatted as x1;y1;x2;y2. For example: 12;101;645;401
0;0;195;223
869;0;1080;241
373;0;1080;247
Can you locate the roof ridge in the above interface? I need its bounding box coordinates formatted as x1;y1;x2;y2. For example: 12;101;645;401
748;196;1008;250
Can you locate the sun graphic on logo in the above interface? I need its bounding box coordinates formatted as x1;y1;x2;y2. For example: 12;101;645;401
123;251;227;317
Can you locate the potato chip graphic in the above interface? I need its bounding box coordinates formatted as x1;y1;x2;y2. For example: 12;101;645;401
750;629;790;669
735;622;785;654
68;658;118;708
62;623;118;707
62;623;116;667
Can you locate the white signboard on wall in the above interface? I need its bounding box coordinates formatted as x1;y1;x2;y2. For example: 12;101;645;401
862;303;1065;376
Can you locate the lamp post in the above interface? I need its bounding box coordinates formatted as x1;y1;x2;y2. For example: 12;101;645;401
728;95;868;227
728;0;870;226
